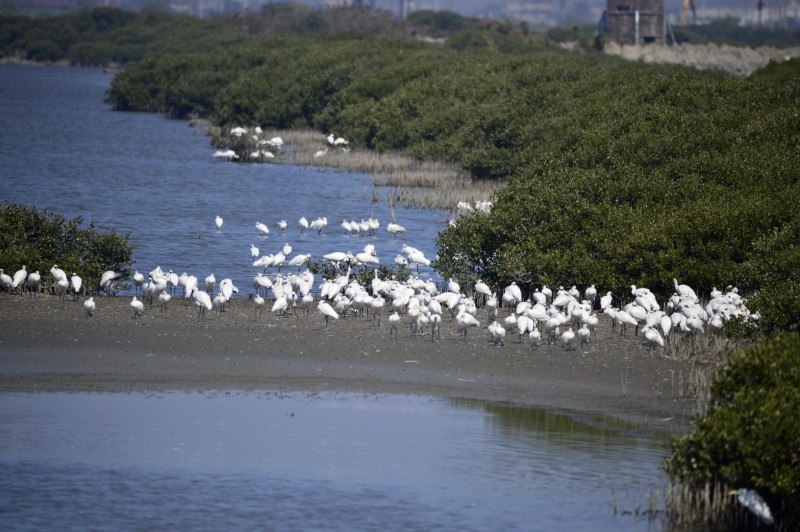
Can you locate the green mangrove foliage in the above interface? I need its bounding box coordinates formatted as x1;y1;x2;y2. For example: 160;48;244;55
665;332;800;529
0;7;246;65
0;204;133;292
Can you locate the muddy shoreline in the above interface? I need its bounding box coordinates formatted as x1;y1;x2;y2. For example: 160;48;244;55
0;294;704;434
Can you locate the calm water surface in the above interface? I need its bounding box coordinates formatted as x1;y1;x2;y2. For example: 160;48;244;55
0;392;669;531
1;65;670;530
0;64;446;291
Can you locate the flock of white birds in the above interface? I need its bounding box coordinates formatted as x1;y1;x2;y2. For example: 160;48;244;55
2;243;759;351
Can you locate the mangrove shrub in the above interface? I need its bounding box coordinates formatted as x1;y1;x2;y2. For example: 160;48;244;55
665;333;800;529
0;204;133;292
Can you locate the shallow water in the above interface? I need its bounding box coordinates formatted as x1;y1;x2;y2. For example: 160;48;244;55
0;392;670;530
0;65;447;291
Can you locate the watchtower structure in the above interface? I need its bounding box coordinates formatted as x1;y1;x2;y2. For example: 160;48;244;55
605;0;666;45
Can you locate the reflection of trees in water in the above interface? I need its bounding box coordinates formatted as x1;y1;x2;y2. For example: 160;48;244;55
447;397;668;455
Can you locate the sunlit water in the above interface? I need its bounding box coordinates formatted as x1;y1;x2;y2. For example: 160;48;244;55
0;64;447;293
0;392;670;530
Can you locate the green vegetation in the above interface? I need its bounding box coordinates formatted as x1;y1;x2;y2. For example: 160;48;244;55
665;332;800;529
0;7;246;65
0;204;133;292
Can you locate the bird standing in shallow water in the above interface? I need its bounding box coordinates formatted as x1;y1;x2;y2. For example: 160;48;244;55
215;215;223;232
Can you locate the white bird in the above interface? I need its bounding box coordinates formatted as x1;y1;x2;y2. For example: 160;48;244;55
132;271;145;294
388;311;401;339
488;321;506;346
643;327;665;350
25;271;41;294
584;285;597;306
12;265;27;289
271;294;289;315
577;324;591;348
528;329;541;350
272;251;286;271
192;287;213;318
455;311;480;342
54;277;69;299
560;329;576;351
253;294;265;317
255;222;270;236
205;273;216;293
730;488;774;526
158;291;171;313
600;291;613;311
0;269;13;293
277;220;287;234
83;297;95;317
673;278;698;302
215;215;223;231
298;216;309;233
387;222;405;237
70;273;82;298
474;280;492;299
50;264;67;283
289;253;311;270
130;296;144;319
394;254;408;267
355;252;379;266
99;270;121;292
310;217;327;234
250;244;260;260
318;300;339;328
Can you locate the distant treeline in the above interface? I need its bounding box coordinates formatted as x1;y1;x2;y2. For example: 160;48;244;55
3;5;800;66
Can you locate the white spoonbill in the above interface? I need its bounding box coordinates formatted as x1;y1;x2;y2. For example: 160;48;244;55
83;297;95;317
298;216;309;234
277;220;287;234
318;300;339;328
253;294;265;317
455;311;480;342
0;269;13;293
310;217;327;234
70;273;82;299
215;215;223;231
50;264;67;283
54;277;69;300
387;222;405;238
191;287;212;318
132;271;145;294
25;271;41;295
560;329;576;351
11;265;27;289
250;244;260;260
99;270;121;292
255;222;270;236
289;254;311;270
158;291;171;314
130;296;144;319
205;273;216;294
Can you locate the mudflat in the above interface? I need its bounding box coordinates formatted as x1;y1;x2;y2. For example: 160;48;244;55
0;294;703;433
